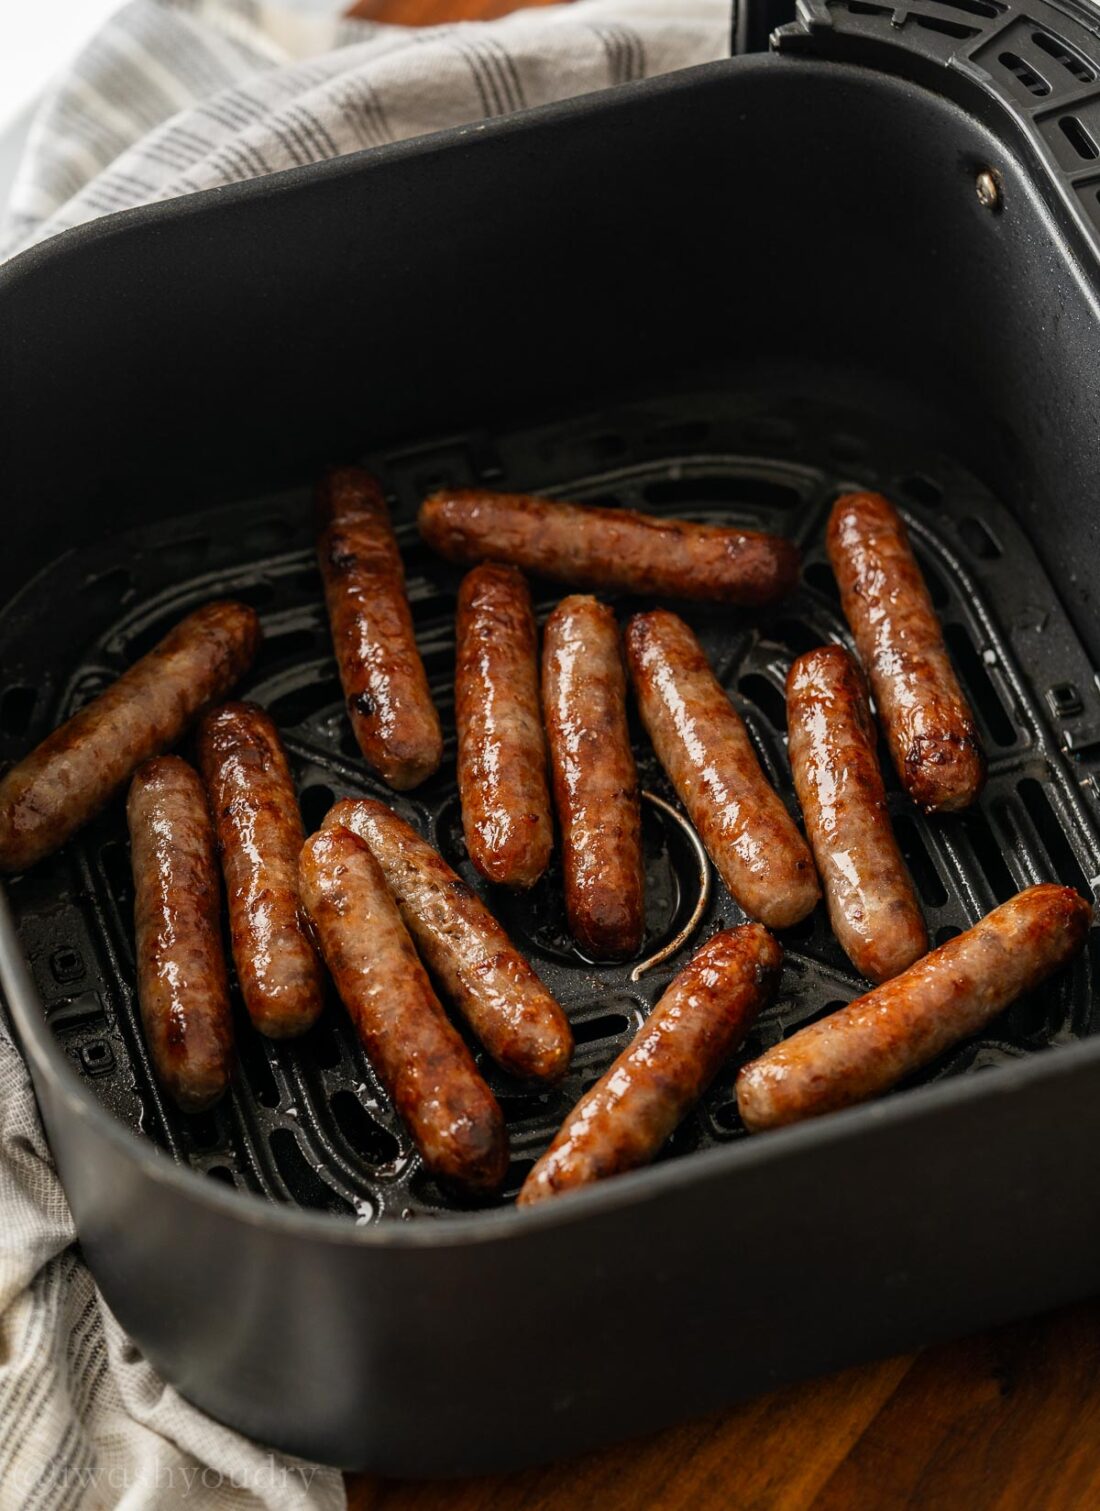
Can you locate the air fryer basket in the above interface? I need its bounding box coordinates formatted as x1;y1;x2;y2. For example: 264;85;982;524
3;0;1100;1473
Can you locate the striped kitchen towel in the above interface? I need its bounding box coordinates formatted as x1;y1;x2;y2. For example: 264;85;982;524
0;2;732;1507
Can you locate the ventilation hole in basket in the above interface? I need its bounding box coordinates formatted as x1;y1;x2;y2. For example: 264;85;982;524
99;840;133;916
742;415;798;449
267;674;342;728
1017;778;1090;896
710;1100;742;1133
252;627;318;676
803;560;840;604
738;673;787;731
936;924;962;945
913;14;979;38
998;50;1050;95
207;1165;235;1186
586;433;628;461
0;685;36;737
498;1090;553;1124
960;810;1018;903
81;565;133;612
846;1;891;13
245;516;295;551
572;1011;633;1046
299;784;336;835
304;1013;343;1071
186;1113;220;1149
330;1090;401;1166
644;475;801;510
236;1033;280;1108
940;0;1003;17
293;566;322;596
785;999;849;1036
781;911;818;944
943;623;1016;746
958;516;1001;559
919;559;950;610
1058;116;1099;161
771;618;825;659
231;580;278;611
501;1158;535;1198
269;1127;354;1213
900;473;943;508
1033;29;1095;82
894;816;948;907
652;420;711;447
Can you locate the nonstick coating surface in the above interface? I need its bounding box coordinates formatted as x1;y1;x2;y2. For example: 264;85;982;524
3;391;1097;1222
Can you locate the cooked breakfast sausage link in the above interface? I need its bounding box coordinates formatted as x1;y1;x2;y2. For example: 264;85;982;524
299;826;508;1193
625;609;819;930
198;702;323;1039
128;757;234;1114
323;798;572;1083
542;595;644;960
826;491;986;814
0;599;260;873
519;925;782;1205
455;564;552;888
419;489;801;608
736;883;1091;1132
787;645;927;982
317;467;442;791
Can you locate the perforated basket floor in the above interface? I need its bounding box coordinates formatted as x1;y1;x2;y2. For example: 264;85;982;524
3;390;1099;1222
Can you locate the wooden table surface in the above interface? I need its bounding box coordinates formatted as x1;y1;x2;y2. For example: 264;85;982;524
341;1;1100;1504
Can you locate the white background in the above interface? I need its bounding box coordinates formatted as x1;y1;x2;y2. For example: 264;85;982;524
0;1;125;134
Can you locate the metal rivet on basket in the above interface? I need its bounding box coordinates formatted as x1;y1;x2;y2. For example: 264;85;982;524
976;170;1002;212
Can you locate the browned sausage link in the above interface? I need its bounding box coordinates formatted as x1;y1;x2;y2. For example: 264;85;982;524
323;798;572;1083
197;702;323;1039
299;827;508;1193
737;883;1091;1132
786;646;927;982
317;467;442;791
519;925;782;1204
826;492;986;814
0;600;260;873
542;596;644;960
625;609;819;930
455;564;552;888
127;757;234;1113
419;489;801;608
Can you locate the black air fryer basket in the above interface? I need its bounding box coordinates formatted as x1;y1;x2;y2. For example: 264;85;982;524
3;0;1100;1474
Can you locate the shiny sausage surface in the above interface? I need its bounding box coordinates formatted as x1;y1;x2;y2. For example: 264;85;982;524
625;609;819;930
128;756;234;1113
455;564;552;888
419;488;800;607
299;825;508;1193
736;883;1091;1131
519;925;782;1204
787;645;927;982
198;702;323;1038
542;595;644;960
317;467;442;790
323;798;572;1083
827;491;985;814
0;599;260;873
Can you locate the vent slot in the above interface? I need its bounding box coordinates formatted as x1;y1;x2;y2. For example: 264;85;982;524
1017;778;1090;897
269;1128;354;1214
944;622;1016;747
998;50;1050;96
1058;116;1099;161
1032;29;1095;83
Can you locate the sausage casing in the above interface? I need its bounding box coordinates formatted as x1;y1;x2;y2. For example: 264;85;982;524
786;645;927;981
0;599;260;873
542;595;644;959
455;564;552;888
419;489;800;607
323;798;572;1083
299;826;508;1193
317;467;442;791
625;609;819;930
827;492;985;814
736;883;1091;1131
128;756;234;1113
197;701;323;1038
519;925;782;1204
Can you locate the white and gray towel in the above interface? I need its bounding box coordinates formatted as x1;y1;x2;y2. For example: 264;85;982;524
0;1;731;1507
